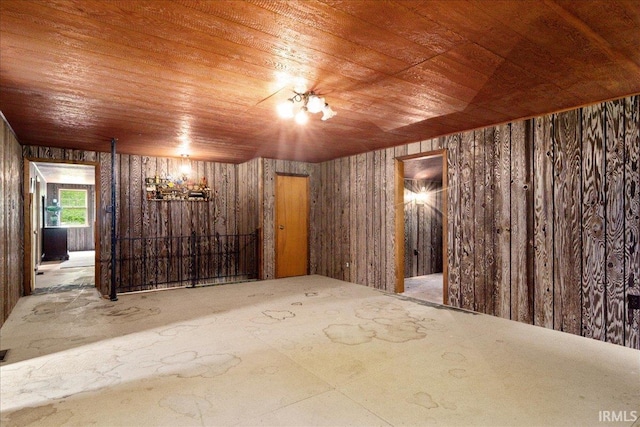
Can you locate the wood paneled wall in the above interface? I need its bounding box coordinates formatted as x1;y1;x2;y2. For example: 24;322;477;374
1;116;23;328
237;158;262;235
313;149;399;289
22;147;248;295
314;95;639;349
404;180;443;278
261;159;319;280
117;155;241;292
46;183;96;251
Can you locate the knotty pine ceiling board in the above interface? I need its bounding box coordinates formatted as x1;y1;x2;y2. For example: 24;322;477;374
1;0;639;164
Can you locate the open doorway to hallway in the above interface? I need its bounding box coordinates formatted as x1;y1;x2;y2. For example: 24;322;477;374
28;161;98;295
400;153;445;304
35;251;95;294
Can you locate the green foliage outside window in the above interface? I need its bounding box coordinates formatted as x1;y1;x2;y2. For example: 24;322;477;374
59;189;88;226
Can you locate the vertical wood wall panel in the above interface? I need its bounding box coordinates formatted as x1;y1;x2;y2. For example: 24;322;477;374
604;99;626;345
341;157;351;282
355;153;367;286
142;156;157;287
459;131;475;310
333;160;341;278
349;155;358;282
483;128;497;316
581;105;606;340
1;117;23;328
118;155;132;289
385;148;397;289
553;111;582;335
1;121;6;325
473;130;487;313
510;121;533;323
624;96;640;349
446;134;461;306
98;152;112;296
533;115;555;328
494;124;511;319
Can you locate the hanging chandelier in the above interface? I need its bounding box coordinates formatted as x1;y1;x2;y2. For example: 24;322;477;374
277;91;336;124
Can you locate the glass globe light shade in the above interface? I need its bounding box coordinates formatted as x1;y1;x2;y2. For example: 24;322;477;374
295;108;309;125
277;100;294;118
306;95;325;114
321;104;336;121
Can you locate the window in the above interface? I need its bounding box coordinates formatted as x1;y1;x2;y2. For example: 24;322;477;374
58;189;88;226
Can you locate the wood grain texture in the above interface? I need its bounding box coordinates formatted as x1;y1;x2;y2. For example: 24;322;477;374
494;124;511;319
4;137;13;313
553;110;582;335
366;151;377;288
391;150;401;293
624;95;640;349
118;155;131;289
474;129;487;314
341;157;352;282
142;156;157;287
334;158;343;278
446;133;461;307
533;115;555;328
604;99;625;345
349;155;358;282
98;151;112;296
0;117;23;328
378;150;388;288
2;1;640;164
459;130;475;310
432;181;443;276
581;104;606;340
483;127;496;316
261;159;275;279
510;120;533;323
355;153;367;286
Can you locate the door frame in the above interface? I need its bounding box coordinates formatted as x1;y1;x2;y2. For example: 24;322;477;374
23;158;101;296
274;173;310;278
395;149;448;304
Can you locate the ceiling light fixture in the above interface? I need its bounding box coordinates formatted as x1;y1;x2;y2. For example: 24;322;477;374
277;90;336;124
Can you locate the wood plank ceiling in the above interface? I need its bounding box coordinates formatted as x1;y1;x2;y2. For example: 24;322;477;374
1;0;639;163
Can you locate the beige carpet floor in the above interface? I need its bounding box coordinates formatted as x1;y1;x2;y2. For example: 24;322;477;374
1;275;639;426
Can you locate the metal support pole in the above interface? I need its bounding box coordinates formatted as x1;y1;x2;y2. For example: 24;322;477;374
110;137;118;301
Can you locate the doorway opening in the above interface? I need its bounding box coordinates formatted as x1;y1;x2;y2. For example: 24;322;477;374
396;151;447;304
24;160;99;295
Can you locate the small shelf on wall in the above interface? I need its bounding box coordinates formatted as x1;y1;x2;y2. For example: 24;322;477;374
145;176;211;201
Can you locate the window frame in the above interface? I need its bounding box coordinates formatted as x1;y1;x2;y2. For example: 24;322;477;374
57;188;89;227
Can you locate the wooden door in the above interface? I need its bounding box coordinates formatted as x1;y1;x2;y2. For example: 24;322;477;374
275;175;309;278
